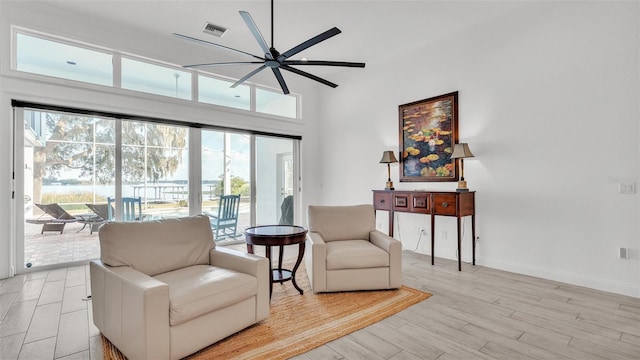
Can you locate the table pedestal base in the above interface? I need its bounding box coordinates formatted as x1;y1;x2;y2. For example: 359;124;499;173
246;241;306;299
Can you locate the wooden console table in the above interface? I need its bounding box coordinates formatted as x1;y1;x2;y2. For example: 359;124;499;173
372;190;475;271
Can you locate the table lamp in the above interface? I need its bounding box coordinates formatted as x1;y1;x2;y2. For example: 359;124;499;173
450;143;474;192
379;151;398;190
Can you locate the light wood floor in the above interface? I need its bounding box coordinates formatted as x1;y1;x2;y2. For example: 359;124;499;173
1;246;638;360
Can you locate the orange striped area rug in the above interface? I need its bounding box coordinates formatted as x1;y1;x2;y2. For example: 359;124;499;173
102;266;431;360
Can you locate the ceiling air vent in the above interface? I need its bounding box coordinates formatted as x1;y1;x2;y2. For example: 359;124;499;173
202;22;228;37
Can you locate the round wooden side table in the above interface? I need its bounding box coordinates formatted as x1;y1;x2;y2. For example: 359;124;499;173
244;225;308;299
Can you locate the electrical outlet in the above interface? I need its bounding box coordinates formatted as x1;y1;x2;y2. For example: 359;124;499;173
619;183;637;194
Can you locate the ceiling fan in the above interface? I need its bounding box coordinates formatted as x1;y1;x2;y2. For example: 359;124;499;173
172;0;365;94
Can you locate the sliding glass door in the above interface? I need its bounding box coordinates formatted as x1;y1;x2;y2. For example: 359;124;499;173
21;109;115;268
201;130;251;242
15;105;299;272
255;136;295;226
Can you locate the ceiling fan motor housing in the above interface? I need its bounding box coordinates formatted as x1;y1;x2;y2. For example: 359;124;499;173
176;2;365;94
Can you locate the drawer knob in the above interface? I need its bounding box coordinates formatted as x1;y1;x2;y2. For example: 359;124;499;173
441;202;448;208
380;199;385;203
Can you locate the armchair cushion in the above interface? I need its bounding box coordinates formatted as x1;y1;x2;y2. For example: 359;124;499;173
99;215;213;276
307;204;374;241
154;265;258;326
326;240;390;270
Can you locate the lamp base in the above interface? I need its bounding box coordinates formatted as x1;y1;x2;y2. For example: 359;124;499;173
385;181;395;191
456;180;469;192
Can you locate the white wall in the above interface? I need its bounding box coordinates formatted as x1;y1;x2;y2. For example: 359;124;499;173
310;1;640;297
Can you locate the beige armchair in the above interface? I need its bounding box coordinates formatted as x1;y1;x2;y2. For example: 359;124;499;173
90;215;269;360
305;204;402;293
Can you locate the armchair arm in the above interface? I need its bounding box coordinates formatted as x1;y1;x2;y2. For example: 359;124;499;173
370;230;401;252
370;230;403;288
89;260;170;359
305;232;328;293
210;246;267;277
209;247;270;321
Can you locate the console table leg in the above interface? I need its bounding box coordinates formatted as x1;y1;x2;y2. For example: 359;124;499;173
457;216;462;271
431;214;435;266
472;214;476;266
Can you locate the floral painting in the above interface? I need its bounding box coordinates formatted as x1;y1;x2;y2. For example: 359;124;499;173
399;92;459;182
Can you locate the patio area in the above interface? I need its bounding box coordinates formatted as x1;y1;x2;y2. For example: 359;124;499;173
23;206;250;268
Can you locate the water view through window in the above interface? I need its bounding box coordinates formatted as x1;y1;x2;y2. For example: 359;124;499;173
18;107;298;271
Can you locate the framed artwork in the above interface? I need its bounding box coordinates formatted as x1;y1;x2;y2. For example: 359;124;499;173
399;91;459;182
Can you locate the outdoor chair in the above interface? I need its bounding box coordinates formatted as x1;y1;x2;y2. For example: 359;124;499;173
107;197;145;221
279;195;294;225
82;203;114;234
26;203;82;234
205;194;241;240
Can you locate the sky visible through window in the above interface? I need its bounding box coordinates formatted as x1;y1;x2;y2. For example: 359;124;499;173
122;57;191;100
16;33;113;86
15;31;299;119
33;112;250;185
199;76;250;110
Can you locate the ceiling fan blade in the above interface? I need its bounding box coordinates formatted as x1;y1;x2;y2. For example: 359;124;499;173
278;27;341;61
172;33;264;61
231;64;268;88
280;65;338;88
239;11;273;59
184;61;265;68
284;60;366;68
271;68;290;94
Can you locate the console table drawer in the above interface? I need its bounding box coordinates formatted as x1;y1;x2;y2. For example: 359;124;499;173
411;193;430;214
433;194;457;215
373;191;392;210
392;193;411;210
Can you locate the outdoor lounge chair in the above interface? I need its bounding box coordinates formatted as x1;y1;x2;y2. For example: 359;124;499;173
82;203;114;234
26;203;82;234
205;194;241;240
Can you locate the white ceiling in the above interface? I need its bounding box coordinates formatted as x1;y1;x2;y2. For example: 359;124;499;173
15;0;525;90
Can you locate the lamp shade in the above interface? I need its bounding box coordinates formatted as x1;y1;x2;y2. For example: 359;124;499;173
450;143;474;159
379;151;398;164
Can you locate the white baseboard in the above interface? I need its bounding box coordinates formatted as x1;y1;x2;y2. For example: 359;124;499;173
479;258;640;298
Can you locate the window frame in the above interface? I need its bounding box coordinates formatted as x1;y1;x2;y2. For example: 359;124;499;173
13;101;301;273
11;27;301;120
